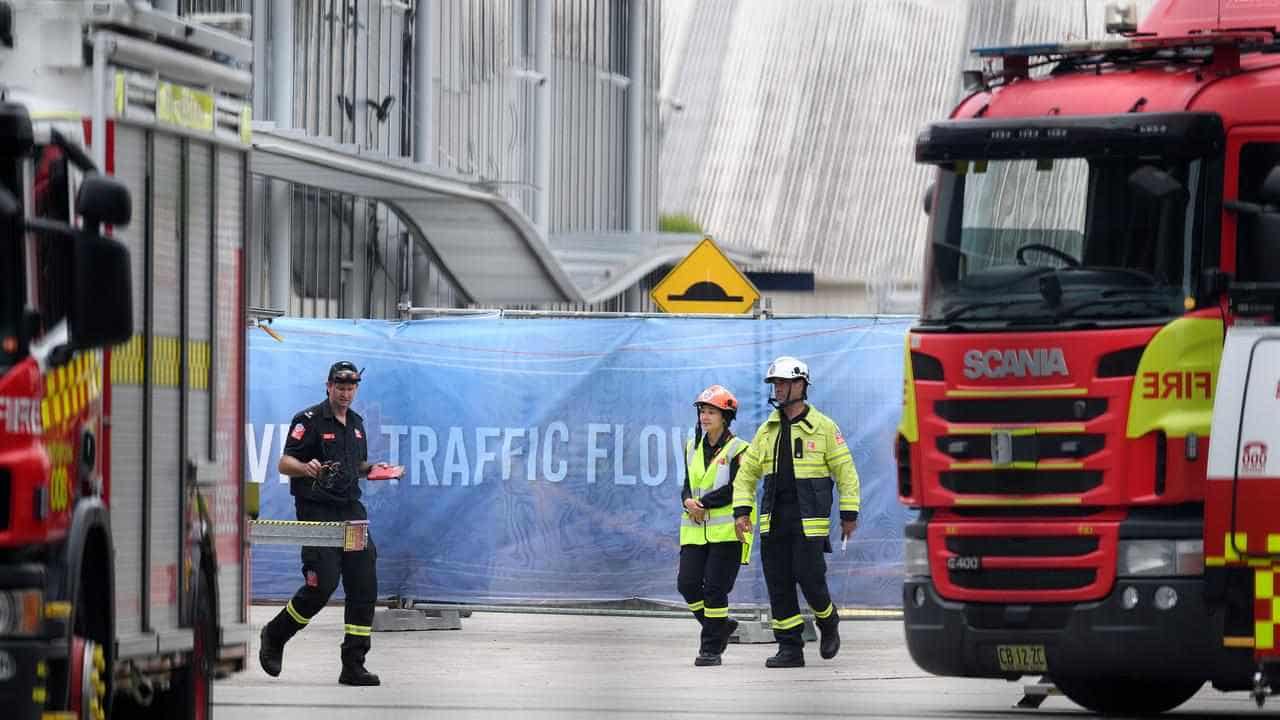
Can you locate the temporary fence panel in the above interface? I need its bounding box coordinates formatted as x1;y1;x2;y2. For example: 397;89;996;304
246;314;913;606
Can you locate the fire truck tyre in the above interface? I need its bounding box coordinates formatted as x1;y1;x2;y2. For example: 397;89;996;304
130;568;215;719
168;568;216;720
1052;675;1203;715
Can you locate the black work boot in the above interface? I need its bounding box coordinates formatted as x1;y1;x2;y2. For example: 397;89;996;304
719;618;740;654
694;650;722;667
818;612;841;660
339;662;381;686
339;648;381;686
765;645;805;668
258;626;285;677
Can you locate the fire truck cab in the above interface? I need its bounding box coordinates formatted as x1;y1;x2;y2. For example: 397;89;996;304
900;0;1280;713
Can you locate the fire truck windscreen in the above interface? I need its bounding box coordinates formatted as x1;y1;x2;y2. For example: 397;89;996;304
920;151;1213;328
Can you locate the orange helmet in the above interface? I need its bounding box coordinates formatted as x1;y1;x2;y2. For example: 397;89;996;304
694;384;739;415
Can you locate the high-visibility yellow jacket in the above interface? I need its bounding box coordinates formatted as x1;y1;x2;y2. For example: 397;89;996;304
732;406;860;543
681;436;750;550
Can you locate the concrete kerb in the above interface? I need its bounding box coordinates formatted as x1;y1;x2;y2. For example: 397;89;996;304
368;601;903;643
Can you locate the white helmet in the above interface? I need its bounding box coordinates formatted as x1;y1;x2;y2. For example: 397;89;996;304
765;356;810;384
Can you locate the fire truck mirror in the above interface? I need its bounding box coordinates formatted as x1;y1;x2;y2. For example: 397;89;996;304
1252;214;1280;281
0;2;12;49
69;234;132;349
1260;166;1280;207
1199;267;1229;300
0;186;17;218
0;101;33;158
75;174;130;231
1128;165;1187;204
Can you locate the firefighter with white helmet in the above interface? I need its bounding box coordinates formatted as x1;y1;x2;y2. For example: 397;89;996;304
678;384;753;666
731;356;860;667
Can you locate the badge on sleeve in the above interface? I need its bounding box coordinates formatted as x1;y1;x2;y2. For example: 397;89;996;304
355;428;363;440
835;432;846;446
290;423;306;440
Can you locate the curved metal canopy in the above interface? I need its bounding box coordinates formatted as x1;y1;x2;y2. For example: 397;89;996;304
252;125;759;306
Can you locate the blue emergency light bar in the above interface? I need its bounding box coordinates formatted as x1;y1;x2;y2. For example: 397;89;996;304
973;40;1129;58
973;31;1272;60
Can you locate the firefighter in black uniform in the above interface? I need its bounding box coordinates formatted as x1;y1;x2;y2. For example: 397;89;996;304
258;361;391;686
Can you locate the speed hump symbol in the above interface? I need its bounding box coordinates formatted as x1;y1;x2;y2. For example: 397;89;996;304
650;237;760;314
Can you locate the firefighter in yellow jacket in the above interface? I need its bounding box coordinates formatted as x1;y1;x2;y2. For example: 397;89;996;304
678;384;753;666
733;356;860;668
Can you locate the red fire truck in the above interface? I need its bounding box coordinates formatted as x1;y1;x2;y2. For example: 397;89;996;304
0;2;251;718
899;0;1280;713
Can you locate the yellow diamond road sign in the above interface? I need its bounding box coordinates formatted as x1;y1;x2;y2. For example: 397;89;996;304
650;238;759;314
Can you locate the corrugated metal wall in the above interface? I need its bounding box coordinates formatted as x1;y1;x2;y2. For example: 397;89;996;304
179;0;245;13
659;0;1159;288
549;1;659;233
287;0;412;155
237;0;661;317
433;1;532;210
428;0;660;233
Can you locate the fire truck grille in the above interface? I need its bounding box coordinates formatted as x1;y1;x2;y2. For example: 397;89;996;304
934;398;1107;423
937;434;1105;461
964;604;1072;630
949;506;1102;518
939;470;1102;495
945;535;1099;557
949;568;1096;591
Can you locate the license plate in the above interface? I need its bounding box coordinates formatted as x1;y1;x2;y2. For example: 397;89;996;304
996;644;1046;673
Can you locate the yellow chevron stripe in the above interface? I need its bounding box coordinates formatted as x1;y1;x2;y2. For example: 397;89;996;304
106;335;213;389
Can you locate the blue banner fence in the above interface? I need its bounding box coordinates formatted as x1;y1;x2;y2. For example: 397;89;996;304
246;315;914;607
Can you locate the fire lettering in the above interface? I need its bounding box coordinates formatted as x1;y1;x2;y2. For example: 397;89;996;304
1139;371;1213;400
0;396;43;435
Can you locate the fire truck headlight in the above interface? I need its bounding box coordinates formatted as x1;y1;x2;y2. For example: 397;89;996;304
1154;585;1179;611
1117;539;1203;577
0;589;43;637
904;538;930;578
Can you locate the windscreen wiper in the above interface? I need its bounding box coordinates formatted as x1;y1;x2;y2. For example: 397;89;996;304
1054;295;1179;320
942;298;1042;323
1059;265;1161;286
931;241;1001;264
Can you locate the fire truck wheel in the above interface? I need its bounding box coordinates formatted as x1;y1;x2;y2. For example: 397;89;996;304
1052;675;1203;715
68;557;113;720
168;567;216;720
190;571;216;720
67;635;107;720
123;566;215;719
